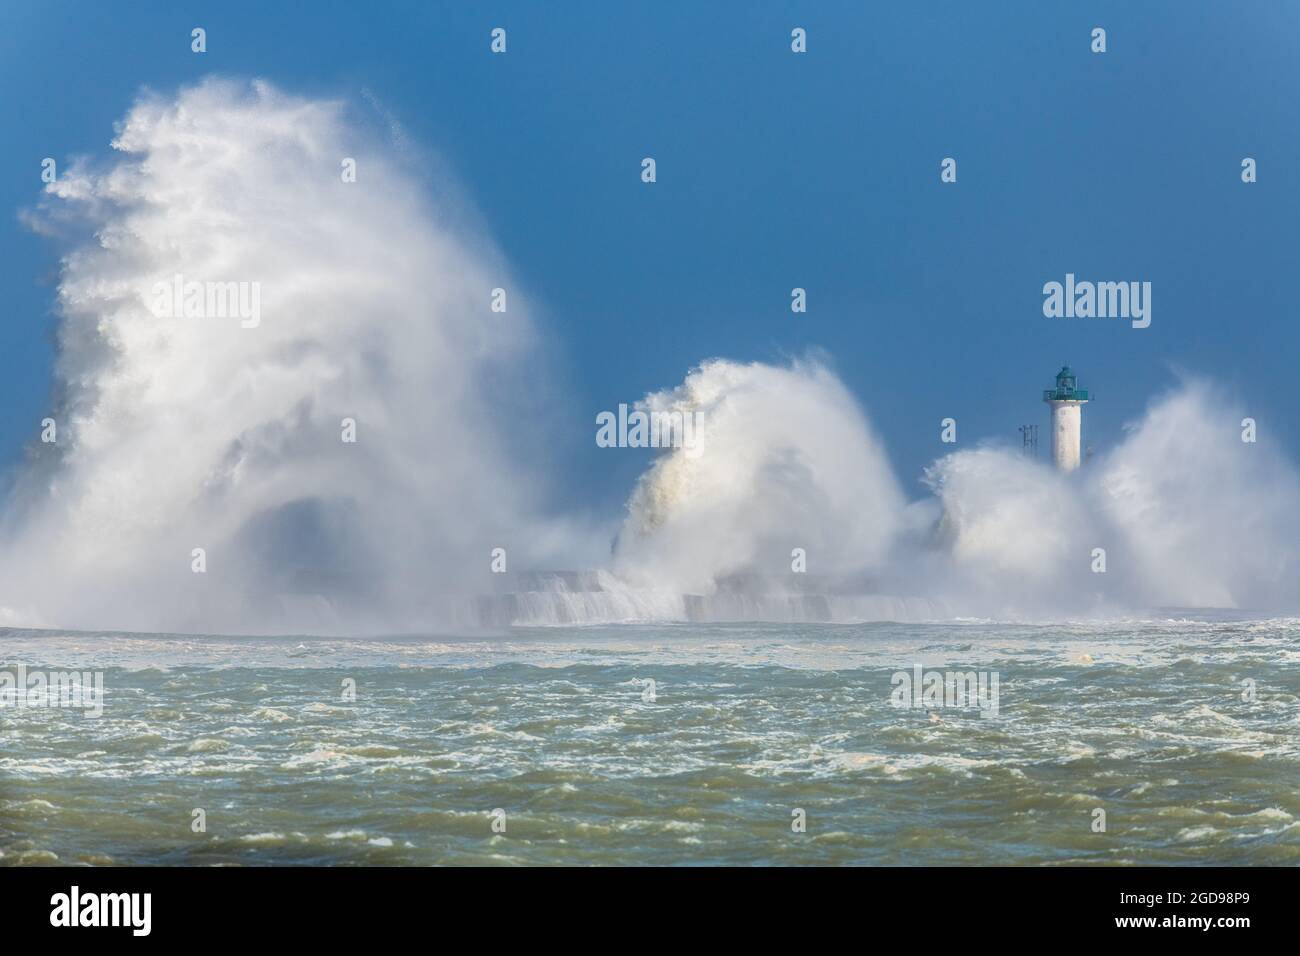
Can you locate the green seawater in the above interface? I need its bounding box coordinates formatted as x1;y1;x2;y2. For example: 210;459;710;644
2;620;1298;865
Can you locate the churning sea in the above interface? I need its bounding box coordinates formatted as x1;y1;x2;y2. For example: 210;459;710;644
2;619;1297;865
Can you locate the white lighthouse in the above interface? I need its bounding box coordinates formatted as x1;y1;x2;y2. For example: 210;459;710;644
1043;365;1089;471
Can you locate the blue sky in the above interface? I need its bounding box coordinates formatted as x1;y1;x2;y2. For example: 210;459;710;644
2;1;1298;514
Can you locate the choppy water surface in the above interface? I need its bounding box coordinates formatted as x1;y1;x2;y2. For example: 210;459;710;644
2;620;1298;865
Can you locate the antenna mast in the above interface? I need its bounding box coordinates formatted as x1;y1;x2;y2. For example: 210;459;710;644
1019;424;1038;458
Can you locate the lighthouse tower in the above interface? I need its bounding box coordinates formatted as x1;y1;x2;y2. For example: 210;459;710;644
1043;365;1089;471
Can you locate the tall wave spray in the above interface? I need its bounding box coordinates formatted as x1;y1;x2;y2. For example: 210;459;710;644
1;79;583;634
584;358;950;624
613;359;906;592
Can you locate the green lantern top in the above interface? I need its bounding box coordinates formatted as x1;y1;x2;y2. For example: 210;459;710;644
1043;364;1090;402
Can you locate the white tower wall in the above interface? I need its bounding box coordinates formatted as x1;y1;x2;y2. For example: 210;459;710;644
1049;401;1083;471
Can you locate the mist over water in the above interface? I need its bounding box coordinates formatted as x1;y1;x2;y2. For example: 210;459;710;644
3;79;1298;633
1091;383;1300;610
